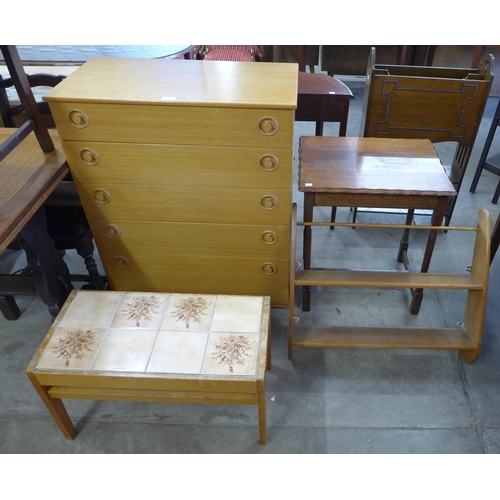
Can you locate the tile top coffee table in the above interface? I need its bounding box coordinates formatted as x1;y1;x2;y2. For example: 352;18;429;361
27;290;271;444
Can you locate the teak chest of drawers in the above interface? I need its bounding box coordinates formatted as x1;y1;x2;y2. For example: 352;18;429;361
44;58;298;306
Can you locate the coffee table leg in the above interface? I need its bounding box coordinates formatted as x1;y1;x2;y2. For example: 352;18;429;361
26;370;76;440
257;381;266;444
302;194;314;311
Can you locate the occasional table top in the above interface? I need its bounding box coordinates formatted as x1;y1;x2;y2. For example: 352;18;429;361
298;72;353;98
298;136;456;196
0;129;68;252
31;290;270;380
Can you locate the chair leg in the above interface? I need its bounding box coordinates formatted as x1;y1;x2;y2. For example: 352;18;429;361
491;213;500;265
0;295;21;320
74;232;105;290
352;207;358;224
492;179;500;204
330;207;337;230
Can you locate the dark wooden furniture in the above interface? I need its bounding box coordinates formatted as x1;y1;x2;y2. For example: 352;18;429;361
0;45;72;319
469;97;500;203
298;136;456;315
0;127;73;319
0;57;105;320
288;204;490;364
491;213;500;264
359;47;494;227
296;71;353;136
320;46;436;76
199;45;261;61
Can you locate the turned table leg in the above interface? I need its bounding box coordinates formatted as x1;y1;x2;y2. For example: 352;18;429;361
16;207;73;319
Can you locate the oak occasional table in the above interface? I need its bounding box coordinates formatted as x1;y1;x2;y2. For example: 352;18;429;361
27;290;271;444
298;136;457;314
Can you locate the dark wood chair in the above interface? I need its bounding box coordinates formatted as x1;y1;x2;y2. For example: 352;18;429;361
199;45;261;62
0;46;104;320
469;97;500;203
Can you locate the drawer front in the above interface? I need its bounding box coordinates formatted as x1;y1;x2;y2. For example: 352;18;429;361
90;219;290;258
99;252;289;307
50;102;294;148
75;183;291;225
63;141;292;189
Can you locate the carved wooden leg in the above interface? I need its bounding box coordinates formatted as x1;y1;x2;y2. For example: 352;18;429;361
397;209;414;263
16;207;73;319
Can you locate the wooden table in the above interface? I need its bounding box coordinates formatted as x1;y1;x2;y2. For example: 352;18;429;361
0;128;73;317
298;136;457;314
296;72;353;136
27;290;271;444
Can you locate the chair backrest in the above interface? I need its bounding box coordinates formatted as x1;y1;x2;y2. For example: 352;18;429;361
0;45;55;161
360;47;494;148
202;45;261;62
1;72;66;128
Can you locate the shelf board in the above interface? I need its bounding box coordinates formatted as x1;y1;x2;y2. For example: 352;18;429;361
294;269;483;290
292;326;476;351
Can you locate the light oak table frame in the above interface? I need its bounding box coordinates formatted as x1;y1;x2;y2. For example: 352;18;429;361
27;290;271;444
289;204;490;364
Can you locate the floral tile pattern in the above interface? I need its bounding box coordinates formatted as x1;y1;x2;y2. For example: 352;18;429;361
111;292;168;329
161;294;216;331
203;332;260;375
34;291;268;379
36;327;107;370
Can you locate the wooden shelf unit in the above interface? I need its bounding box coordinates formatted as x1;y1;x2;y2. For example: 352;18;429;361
288;204;491;364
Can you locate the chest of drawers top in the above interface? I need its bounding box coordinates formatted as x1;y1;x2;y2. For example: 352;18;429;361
43;57;298;109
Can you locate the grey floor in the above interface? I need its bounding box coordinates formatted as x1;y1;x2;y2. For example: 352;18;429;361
1;72;500;455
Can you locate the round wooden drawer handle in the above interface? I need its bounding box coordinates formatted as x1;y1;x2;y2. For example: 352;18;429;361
92;189;111;204
259;154;279;172
68;109;89;129
261;262;278;275
79;148;100;165
261;231;278;244
113;256;129;268
260;195;279;210
258;117;279;136
103;225;121;238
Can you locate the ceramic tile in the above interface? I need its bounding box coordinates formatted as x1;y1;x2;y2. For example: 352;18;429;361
111;292;169;329
36;326;107;370
91;329;158;372
211;296;264;333
161;294;216;331
147;330;209;374
201;332;260;376
59;291;124;328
